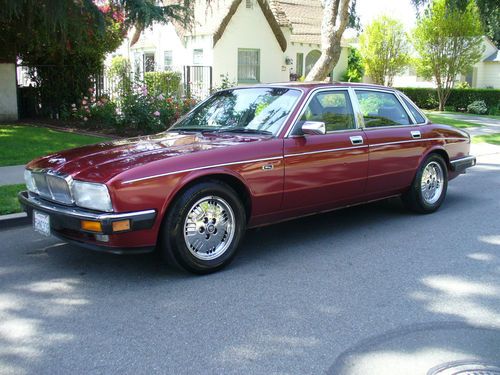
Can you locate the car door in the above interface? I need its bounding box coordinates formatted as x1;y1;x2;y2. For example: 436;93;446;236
354;89;426;196
283;89;368;211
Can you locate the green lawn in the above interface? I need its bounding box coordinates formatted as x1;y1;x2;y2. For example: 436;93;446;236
473;133;500;145
0;125;110;167
0;184;25;215
425;113;481;129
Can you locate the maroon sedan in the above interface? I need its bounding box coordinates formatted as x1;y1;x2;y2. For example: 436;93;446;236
20;83;476;273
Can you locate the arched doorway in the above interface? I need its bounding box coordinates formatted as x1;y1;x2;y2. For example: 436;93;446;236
305;50;321;76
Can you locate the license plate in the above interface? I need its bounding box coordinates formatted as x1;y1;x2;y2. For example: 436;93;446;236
33;210;51;237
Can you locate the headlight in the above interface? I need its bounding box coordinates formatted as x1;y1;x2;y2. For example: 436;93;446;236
71;181;113;212
24;169;38;193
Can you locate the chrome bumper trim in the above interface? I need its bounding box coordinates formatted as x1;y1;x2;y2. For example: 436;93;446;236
19;191;156;222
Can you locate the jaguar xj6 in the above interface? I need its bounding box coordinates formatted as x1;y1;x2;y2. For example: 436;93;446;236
20;83;476;273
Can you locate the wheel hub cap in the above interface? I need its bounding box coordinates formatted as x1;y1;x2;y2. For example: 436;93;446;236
421;161;444;205
183;196;235;261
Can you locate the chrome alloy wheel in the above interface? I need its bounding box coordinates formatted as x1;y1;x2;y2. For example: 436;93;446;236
183;196;235;261
421;161;444;205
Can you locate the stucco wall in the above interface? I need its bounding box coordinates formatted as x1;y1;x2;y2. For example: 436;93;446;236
0;63;18;121
213;2;288;86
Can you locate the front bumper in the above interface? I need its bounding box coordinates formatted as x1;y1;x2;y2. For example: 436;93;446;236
450;155;476;173
19;191;157;253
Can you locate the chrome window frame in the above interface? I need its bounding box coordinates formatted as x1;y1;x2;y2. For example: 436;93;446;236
284;87;361;138
397;92;429;125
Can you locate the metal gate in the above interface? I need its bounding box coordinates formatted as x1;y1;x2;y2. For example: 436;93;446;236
183;66;213;99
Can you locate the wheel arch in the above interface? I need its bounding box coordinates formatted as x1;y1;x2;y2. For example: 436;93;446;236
159;170;253;225
421;146;451;171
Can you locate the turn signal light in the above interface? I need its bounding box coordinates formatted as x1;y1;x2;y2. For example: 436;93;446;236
81;220;103;232
112;220;131;232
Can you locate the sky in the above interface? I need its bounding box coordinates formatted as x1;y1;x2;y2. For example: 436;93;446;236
350;0;417;35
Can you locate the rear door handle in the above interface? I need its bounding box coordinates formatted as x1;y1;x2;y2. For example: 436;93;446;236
411;130;421;139
350;136;364;145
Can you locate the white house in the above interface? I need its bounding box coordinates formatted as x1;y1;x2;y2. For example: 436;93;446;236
391;37;500;89
107;0;349;96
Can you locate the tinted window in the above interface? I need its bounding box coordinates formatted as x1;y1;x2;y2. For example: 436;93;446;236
355;90;411;127
402;96;426;123
298;90;355;133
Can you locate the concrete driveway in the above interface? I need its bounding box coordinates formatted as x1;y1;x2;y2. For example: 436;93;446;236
1;144;499;375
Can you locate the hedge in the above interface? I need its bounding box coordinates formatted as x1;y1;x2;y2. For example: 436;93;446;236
396;87;500;113
144;71;182;97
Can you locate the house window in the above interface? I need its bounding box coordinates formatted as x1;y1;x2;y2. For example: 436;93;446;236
164;50;173;70
193;49;203;65
144;52;155;72
238;49;260;83
296;53;304;77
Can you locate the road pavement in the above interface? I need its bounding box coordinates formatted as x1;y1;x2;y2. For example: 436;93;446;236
0;144;499;375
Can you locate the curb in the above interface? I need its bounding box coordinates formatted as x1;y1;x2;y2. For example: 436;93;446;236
0;212;30;229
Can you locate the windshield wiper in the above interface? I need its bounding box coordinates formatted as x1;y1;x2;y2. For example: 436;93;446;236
170;127;217;134
218;128;273;135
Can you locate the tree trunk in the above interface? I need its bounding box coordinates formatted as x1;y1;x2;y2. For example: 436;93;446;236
305;0;351;81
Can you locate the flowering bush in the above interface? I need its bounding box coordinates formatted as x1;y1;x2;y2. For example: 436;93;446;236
71;88;117;128
68;83;197;135
118;85;196;133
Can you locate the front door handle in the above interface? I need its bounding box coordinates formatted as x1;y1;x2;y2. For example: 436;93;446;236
411;130;421;139
350;136;364;145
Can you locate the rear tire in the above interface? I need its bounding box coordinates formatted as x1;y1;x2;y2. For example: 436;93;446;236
402;154;448;214
160;181;246;274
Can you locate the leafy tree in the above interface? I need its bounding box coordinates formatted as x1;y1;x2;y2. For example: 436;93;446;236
0;0;193;116
341;47;364;82
411;0;499;47
413;0;484;110
305;0;358;81
359;16;410;86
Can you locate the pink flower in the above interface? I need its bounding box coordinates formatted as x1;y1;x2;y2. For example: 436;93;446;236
88;87;94;93
83;117;88;121
153;111;160;117
82;100;87;105
86;108;90;113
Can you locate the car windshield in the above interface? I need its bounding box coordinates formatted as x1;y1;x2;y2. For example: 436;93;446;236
170;87;301;136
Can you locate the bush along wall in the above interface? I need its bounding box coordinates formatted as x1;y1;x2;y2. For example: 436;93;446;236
396;87;500;114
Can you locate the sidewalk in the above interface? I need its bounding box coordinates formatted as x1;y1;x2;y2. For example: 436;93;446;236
0;165;25;186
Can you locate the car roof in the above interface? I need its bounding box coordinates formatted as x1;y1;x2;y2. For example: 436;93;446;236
267;81;396;91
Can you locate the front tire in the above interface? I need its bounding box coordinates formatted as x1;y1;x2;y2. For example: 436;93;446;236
160;181;246;274
402;154;448;214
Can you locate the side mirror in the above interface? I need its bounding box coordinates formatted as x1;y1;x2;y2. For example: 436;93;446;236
302;121;326;135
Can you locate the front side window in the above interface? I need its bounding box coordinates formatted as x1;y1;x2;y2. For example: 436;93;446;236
297;90;355;133
170;88;301;136
355;90;411;127
144;53;155;72
238;49;260;83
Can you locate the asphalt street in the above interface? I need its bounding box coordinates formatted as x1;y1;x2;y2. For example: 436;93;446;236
1;144;500;375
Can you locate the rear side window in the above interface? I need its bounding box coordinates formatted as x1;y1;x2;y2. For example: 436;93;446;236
355;90;411;127
299;90;355;132
401;96;426;124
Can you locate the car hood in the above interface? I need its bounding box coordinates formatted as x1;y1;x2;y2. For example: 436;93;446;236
27;131;270;183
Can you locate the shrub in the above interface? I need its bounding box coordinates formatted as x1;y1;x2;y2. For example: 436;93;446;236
467;100;488;114
71;88;117;128
396;87;500;111
144;71;182;97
